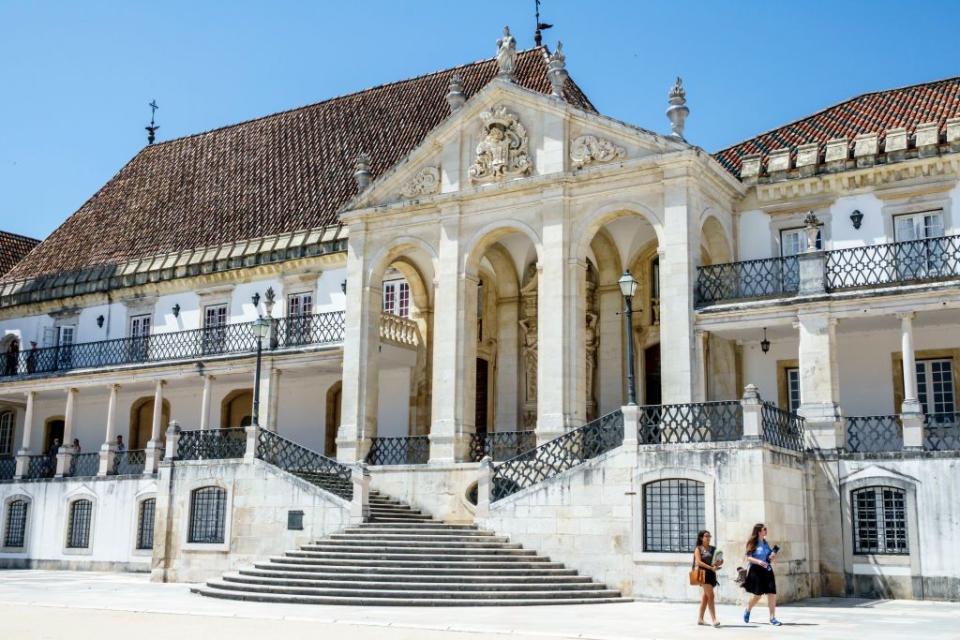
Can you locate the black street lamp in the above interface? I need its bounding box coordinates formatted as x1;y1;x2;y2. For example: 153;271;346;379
251;292;272;427
618;271;639;406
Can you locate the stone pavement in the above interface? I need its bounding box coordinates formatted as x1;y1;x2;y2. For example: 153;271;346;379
1;570;958;640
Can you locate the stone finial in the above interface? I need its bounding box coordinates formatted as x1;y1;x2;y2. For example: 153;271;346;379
496;25;517;80
742;383;761;402
804;211;821;251
547;41;568;98
666;76;689;140
446;74;466;112
353;152;372;190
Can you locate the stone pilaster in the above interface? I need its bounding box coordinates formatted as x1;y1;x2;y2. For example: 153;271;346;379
350;462;371;524
199;374;214;430
98;384;120;476
56;388;78;477
14;390;36;479
797;312;843;449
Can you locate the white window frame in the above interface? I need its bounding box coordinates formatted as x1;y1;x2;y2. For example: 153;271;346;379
129;313;152;338
786;367;801;414
916;358;955;415
779;226;823;257
287;292;314;318
203;304;228;328
893;210;945;242
382;279;411;318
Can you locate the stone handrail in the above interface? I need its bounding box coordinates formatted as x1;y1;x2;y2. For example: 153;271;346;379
379;313;420;347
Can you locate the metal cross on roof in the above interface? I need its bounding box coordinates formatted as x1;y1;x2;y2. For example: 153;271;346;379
145;100;160;145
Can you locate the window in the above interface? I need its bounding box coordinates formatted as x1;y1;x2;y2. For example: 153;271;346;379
0;411;13;455
786;368;801;414
285;293;314;345
382;280;410;318
203;305;228;353
67;499;92;549
894;211;949;279
894;211;944;242
188;486;227;544
779;226;822;257
136;498;156;550
57;325;75;368
129;314;152;360
643;479;705;553
852;486;908;555
287;292;313;317
4;499;28;548
916;358;955;415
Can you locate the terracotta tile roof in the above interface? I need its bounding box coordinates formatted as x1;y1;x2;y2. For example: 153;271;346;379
714;76;960;178
0;230;40;276
5;48;594;284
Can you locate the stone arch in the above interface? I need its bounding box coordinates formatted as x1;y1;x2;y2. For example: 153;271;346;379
573;200;664;264
219;388;253;428
128;398;170;450
366;235;438;290
462;220;542;277
324;380;342;457
589;228;623;286
701;214;733;266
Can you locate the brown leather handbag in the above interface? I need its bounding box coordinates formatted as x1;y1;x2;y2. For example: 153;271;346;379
689;555;705;586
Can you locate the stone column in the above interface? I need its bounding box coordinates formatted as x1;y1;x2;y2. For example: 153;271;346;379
350;462;371;524
537;198;571;442
98;384;120;476
56;387;78;476
430;209;468;461
254;359;277;431
695;330;708;402
267;368;281;432
797;312;843;449
199;374;214;430
566;257;588;427
596;285;624;414
493;296;520;431
14;390;36;478
899;312;924;448
474;456;493;519
143;380;165;475
741;384;763;440
659;172;699;403
338;227;381;463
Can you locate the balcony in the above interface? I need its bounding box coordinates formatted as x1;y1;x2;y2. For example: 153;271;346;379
0;311;346;382
696;234;960;306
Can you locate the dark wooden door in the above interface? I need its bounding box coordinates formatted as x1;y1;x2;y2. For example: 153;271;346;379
475;358;489;435
644;344;661;405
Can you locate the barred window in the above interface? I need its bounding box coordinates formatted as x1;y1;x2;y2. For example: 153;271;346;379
4;499;28;548
643;479;705;553
67;499;92;549
188;486;227;544
853;486;908;555
136;498;156;550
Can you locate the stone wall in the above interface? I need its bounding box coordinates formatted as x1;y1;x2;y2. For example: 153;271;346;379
370;462;478;523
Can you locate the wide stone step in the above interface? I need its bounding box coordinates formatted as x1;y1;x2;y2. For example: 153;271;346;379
285;548;540;560
350;523;479;531
270;556;561;570
328;533;506;543
240;568;585;583
256;561;576;576
311;538;519;549
222;573;600;592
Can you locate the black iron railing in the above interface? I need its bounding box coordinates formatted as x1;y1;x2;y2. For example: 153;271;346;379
846;415;903;453
760;403;805;451
638;401;743;444
0;311;346;381
924;412;960;451
695;256;799;305
176;428;247;460
365;436;430;465
113;449;147;475
67;452;100;477
469;430;537;462
491;410;624;502
24;454;56;479
256;430;353;500
0;456;15;480
826;234;960;291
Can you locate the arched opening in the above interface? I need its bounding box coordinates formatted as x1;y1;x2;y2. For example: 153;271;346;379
128;398;170;450
43;417;65;454
701;215;733;266
220;389;253;428
324;381;342;457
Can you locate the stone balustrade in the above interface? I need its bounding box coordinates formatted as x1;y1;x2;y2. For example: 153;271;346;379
379;313;420;347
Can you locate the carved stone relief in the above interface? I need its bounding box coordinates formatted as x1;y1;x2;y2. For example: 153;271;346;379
518;263;539;429
469;106;532;183
570;135;626;170
400;166;440;199
584;263;599;421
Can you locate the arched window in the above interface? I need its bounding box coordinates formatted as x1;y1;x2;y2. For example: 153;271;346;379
188;487;227;544
136;498;156;550
67;499;93;549
643;479;705;553
4;499;28;548
0;411;14;455
852;486;908;555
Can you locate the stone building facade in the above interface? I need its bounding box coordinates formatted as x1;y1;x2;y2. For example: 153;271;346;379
0;33;958;603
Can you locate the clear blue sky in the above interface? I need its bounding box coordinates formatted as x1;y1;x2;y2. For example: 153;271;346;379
2;1;959;240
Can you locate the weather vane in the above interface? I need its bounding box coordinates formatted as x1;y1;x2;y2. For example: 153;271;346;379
145;100;159;145
534;0;553;47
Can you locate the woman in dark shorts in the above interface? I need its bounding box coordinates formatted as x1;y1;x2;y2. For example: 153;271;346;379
742;523;781;626
693;530;722;627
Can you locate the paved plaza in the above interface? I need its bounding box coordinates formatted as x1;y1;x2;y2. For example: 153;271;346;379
1;571;957;640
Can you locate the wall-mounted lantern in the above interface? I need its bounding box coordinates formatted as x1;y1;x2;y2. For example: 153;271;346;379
760;327;771;354
850;209;863;230
96;315;105;328
341;280;347;294
172;303;181;318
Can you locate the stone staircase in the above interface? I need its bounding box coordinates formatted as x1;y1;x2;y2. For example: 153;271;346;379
192;489;629;606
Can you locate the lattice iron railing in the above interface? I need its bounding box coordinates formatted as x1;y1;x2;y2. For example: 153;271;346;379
845;415;903;453
24;454;56;479
760;403;805;451
924;412;960;451
469;430;537;462
0;311;346;381
826;234;960;291
67;452;100;478
176;428;247;460
256;429;353;500
0;456;15;480
695;256;799;305
491;410;624;502
365;436;430;465
638;401;743;444
113;449;147;475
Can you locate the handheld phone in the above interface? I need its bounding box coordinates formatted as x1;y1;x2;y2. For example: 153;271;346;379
771;545;781;554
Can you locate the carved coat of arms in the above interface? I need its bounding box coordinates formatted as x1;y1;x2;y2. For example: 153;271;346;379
469;106;532;183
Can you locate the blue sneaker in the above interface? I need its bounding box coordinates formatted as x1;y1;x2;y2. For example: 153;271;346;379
770;618;782;626
743;610;751;623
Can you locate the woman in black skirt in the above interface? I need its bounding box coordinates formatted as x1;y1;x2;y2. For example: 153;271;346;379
742;523;781;626
693;530;722;627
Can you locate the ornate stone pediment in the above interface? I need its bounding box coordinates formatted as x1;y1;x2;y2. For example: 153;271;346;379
469;105;532;183
400;166;441;199
570;135;626;169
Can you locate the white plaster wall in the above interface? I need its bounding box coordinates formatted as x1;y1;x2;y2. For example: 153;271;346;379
828;193;885;248
377;367;412;438
274;373;340;453
0;476;157;570
737;210;772;261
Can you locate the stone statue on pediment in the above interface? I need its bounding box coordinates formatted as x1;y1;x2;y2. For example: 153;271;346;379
496;26;516;79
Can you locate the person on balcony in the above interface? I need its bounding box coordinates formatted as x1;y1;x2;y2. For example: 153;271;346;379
692;529;722;627
742;523;781;626
48;438;60;457
72;438;81;453
116;435;125;453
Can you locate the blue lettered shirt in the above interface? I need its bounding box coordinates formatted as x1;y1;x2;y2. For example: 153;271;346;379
750;540;774;570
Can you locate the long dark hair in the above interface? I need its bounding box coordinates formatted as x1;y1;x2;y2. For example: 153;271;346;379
746;523;765;553
696;530;710;548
